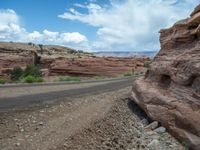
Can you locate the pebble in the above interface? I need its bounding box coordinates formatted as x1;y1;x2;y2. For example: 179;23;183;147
15;142;20;146
39;122;44;126
147;139;160;150
20;128;24;132
141;118;149;126
146;131;154;135
154;126;166;133
145;121;158;130
63;143;68;148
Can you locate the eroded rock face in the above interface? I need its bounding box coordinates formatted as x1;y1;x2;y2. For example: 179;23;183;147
50;57;146;77
0;42;149;77
132;5;200;149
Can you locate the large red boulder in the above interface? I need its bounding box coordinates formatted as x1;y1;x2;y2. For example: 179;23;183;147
132;5;200;150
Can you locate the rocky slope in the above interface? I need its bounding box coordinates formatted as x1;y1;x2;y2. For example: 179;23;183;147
0;42;149;78
132;4;200;150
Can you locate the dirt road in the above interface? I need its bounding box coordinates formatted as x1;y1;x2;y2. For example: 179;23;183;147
0;77;184;150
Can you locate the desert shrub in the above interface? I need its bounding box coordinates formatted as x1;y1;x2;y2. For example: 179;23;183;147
68;49;77;54
39;44;43;54
34;77;44;82
23;75;43;83
0;79;6;84
23;64;42;77
23;75;35;83
135;72;139;76
95;76;105;80
123;72;132;77
59;76;81;82
8;65;43;83
77;50;84;53
28;42;33;46
9;66;24;81
144;61;151;68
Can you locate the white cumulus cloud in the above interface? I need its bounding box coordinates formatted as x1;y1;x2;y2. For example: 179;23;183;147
59;0;199;51
60;32;88;44
0;9;26;40
0;9;88;48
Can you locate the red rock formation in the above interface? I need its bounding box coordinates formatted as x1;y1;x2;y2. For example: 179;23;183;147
132;5;200;149
50;57;147;77
0;42;149;78
0;52;37;77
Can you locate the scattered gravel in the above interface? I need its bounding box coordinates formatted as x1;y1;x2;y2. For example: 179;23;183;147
55;97;184;150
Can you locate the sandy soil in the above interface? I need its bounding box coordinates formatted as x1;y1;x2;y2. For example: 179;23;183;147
0;87;184;150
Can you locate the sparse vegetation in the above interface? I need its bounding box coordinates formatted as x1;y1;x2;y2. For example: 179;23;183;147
135;72;139;76
58;76;81;82
0;79;6;84
123;72;133;77
23;75;44;83
9;66;24;81
28;42;34;46
23;64;42;78
8;65;43;83
39;44;44;54
144;61;151;68
77;50;84;53
68;49;78;54
95;76;105;80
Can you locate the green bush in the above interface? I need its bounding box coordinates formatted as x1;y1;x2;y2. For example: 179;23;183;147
24;75;35;83
8;65;43;83
34;77;44;82
24;64;42;77
10;66;24;81
59;76;81;82
95;76;105;80
68;49;76;54
0;79;6;84
144;61;151;68
24;75;44;83
123;72;132;77
28;42;34;46
135;72;139;76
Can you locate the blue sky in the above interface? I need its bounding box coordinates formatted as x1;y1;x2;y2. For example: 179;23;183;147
0;0;199;52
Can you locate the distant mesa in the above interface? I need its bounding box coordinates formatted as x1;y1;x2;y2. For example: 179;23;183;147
93;51;157;58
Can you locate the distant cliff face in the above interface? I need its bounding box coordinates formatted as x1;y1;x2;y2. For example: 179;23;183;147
0;42;149;78
132;4;200;149
0;42;90;77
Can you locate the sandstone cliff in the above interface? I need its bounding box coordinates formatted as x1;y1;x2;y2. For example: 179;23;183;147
0;42;148;78
132;5;200;149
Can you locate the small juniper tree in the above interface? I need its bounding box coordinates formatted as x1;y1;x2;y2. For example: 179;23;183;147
38;44;43;54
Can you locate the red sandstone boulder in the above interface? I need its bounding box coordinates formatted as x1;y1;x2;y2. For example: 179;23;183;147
132;5;200;149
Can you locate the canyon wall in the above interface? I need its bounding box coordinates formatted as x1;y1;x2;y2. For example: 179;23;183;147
0;42;149;78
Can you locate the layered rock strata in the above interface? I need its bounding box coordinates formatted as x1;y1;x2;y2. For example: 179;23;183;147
0;42;149;77
132;5;200;150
